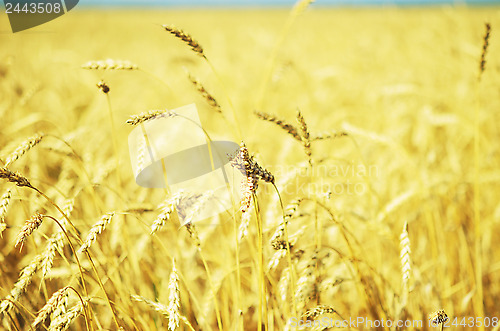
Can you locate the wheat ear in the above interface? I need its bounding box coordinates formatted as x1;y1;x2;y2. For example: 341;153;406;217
238;205;253;241
230;142;275;212
295;250;318;312
15;212;44;250
151;193;183;234
0;167;33;188
400;221;411;292
167;260;181;331
310;131;348;141
429;309;449;331
0;254;43;315
162;25;205;57
187;73;222;113
232;142;275;184
4;133;44;167
96;80;110;94
267;248;288;271
270;198;302;248
0;189;12;237
302;305;337;318
131;296;195;331
296;110;312;165
479;23;491;76
240;175;258;213
126;110;176;126
48;301;84;331
31;287;69;329
81;59;139;70
41;230;65;279
254;111;301;141
78;212;115;254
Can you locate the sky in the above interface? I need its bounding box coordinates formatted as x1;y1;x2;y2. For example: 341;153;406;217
79;0;500;6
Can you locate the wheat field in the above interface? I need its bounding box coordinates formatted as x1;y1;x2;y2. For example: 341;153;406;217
1;4;499;331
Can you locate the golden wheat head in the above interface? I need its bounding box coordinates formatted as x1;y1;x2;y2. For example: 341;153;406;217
479;22;491;75
167;260;181;331
31;287;69;329
162;25;205;57
400;221;411;290
126;110;176;126
81;59;138;70
4;133;44;167
0;167;33;188
15;212;44;250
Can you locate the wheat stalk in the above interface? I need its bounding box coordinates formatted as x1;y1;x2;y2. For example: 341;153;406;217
15;212;44;250
0;188;12;237
267;248;288;271
48;301;84;331
175;193;202;220
126;110;176;126
231;142;275;183
132;295;169;314
81;59;138;70
270;198;302;248
41;230;65;279
278;267;291;303
4;133;44;167
187;73;222;113
31;287;69;329
181;191;214;228
230;142;277;212
479;23;491;76
302;305;337;318
293;0;315;15
0;254;43;315
184;222;201;247
295;250;317;312
78;212;115;254
61;198;75;220
0;167;33;188
151;192;183;234
167;260;181;331
310;131;348;141
254;111;301;141
400;221;411;292
296;110;312;165
238;205;253;241
429;309;449;331
256;0;315;108
162;25;205;57
132;295;195;331
240;175;258;213
96;80;110;94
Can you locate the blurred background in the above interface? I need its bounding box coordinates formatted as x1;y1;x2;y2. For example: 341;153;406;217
1;0;499;330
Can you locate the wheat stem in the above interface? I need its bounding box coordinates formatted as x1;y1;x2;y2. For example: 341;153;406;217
256;0;315;108
252;194;265;331
85;250;121;329
473;23;490;328
104;92;122;189
43;215;92;328
272;183;298;318
184;222;223;331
